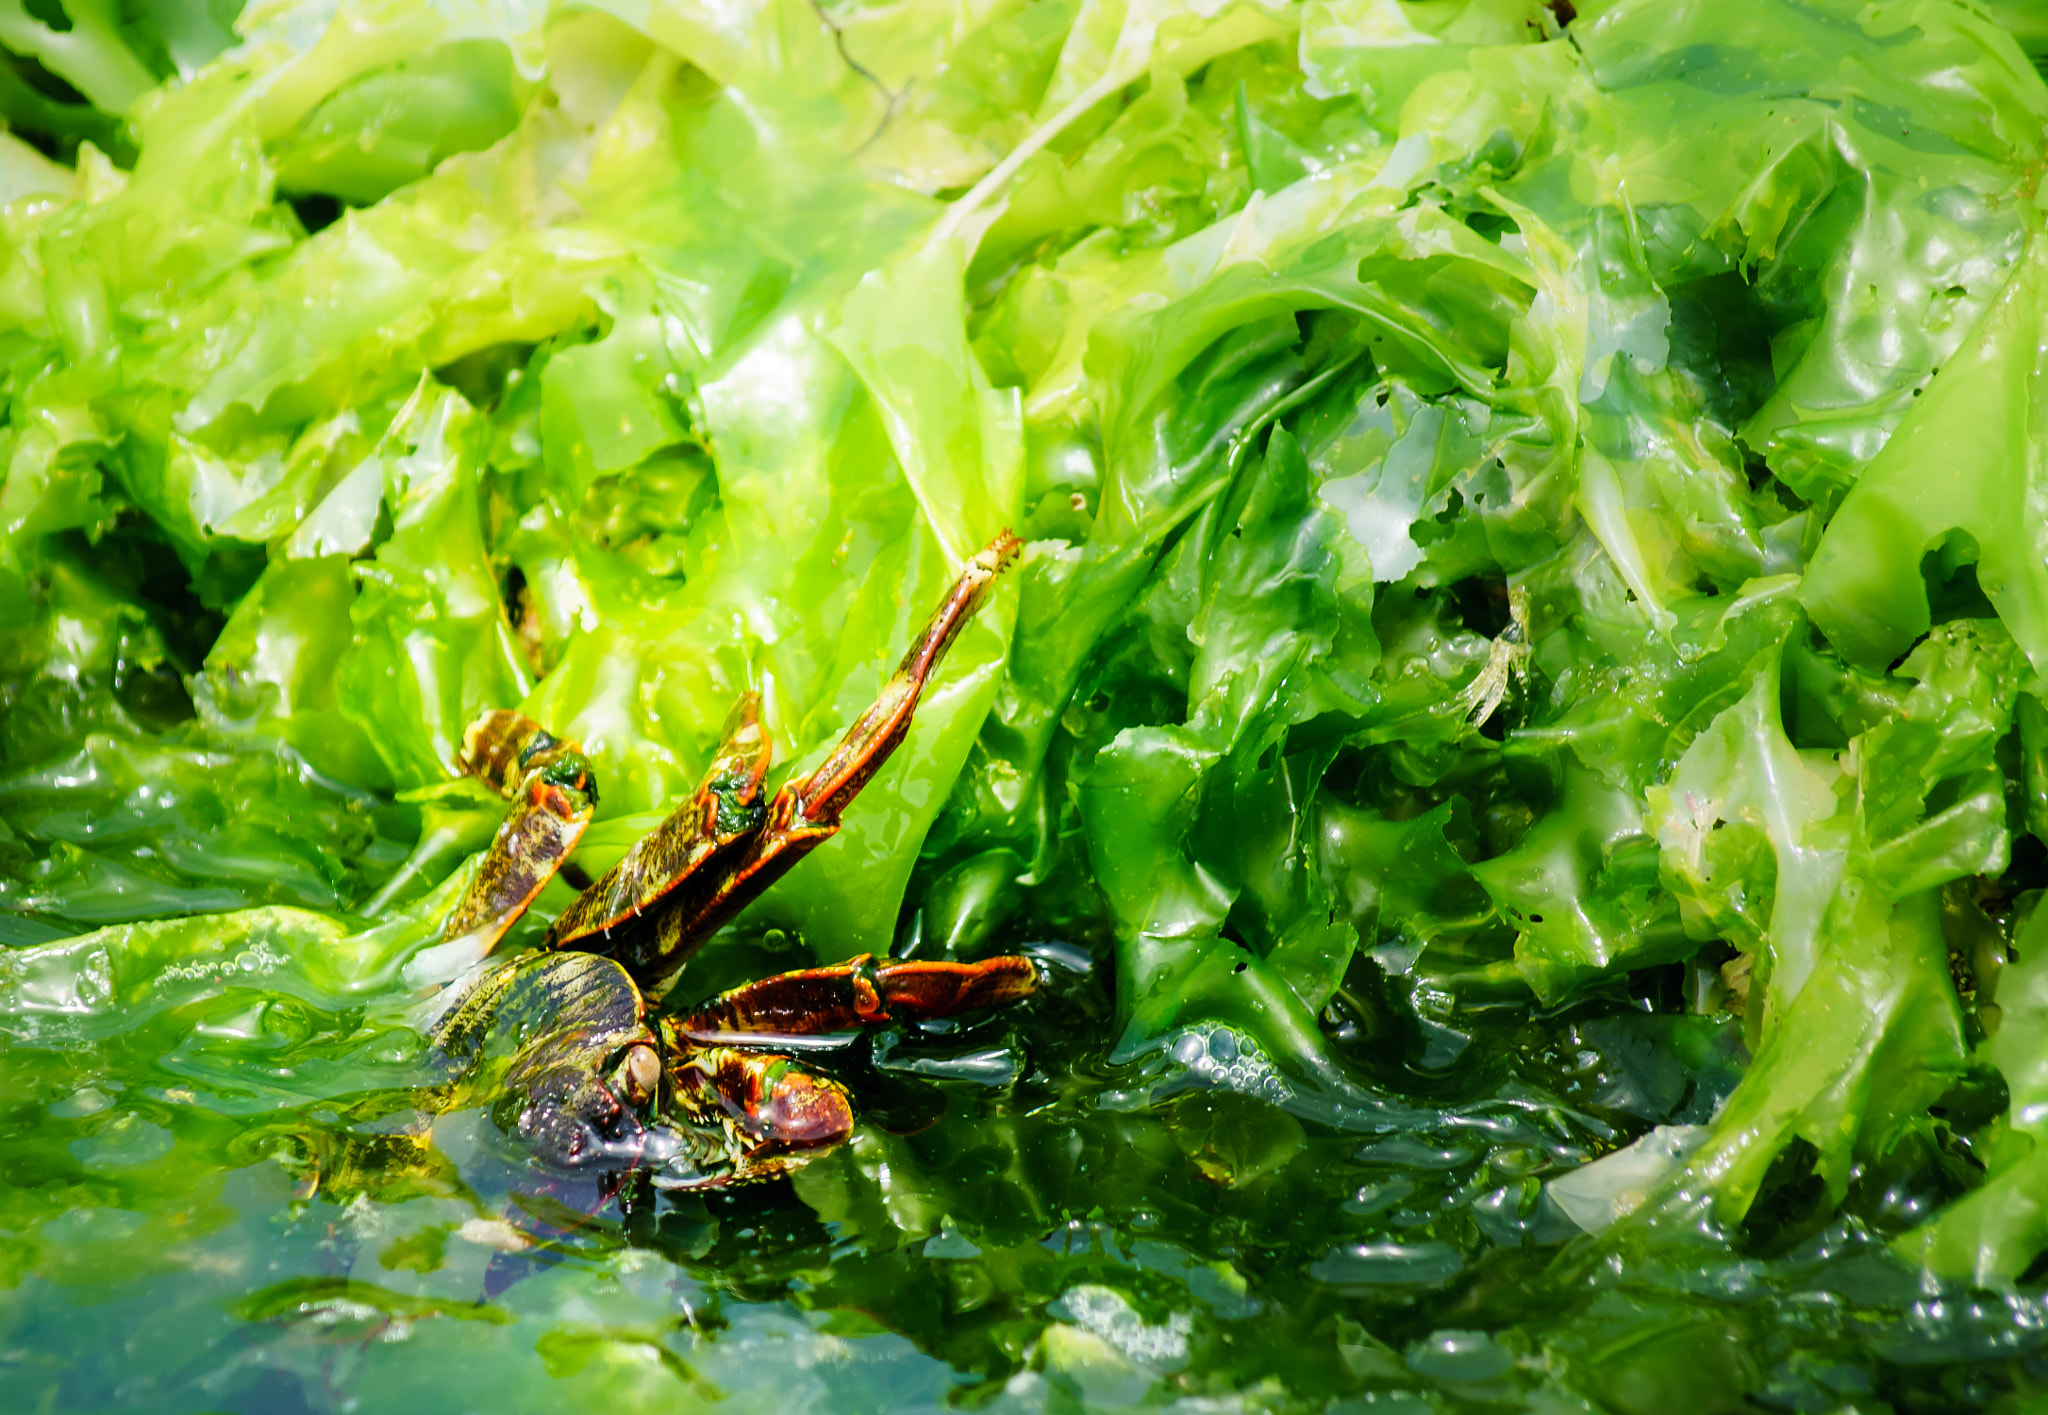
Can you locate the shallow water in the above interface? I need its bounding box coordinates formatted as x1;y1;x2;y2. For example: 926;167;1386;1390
6;901;2048;1415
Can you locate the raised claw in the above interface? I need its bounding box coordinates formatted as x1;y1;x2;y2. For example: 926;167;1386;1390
671;954;1040;1043
441;711;598;952
628;531;1023;977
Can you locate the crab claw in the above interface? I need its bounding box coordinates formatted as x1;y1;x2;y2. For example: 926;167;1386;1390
657;1048;856;1188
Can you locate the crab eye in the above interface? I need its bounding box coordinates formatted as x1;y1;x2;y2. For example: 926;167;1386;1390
538;755;596;801
619;1044;661;1106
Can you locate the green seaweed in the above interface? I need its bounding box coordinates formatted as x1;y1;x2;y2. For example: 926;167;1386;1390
9;0;2048;1410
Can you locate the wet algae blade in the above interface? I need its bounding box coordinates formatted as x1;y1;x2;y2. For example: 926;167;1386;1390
6;0;2048;1411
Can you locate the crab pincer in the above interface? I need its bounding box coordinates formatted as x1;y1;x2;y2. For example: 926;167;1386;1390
650;951;1043;1186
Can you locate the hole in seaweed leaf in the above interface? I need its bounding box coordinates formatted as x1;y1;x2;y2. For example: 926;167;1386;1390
23;0;71;32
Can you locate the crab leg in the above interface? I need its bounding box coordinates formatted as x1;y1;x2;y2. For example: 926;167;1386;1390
441;711;598;952
631;532;1022;978
544;693;772;967
670;953;1040;1043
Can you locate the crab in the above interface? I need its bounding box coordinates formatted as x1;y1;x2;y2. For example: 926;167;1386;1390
421;531;1036;1192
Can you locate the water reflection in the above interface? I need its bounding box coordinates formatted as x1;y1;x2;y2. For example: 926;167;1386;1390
5;911;2048;1412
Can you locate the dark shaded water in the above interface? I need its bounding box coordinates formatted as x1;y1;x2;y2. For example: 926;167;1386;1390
6;907;2047;1414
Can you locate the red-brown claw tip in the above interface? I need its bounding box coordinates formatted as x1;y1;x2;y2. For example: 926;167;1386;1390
760;1071;854;1151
